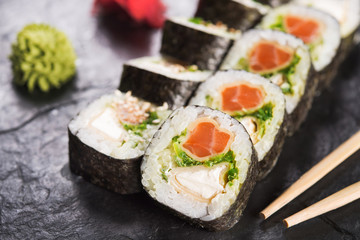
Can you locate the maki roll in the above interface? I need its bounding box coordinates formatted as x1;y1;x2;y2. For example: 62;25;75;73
160;17;241;71
189;70;286;179
119;56;212;109
68;91;170;194
293;0;360;61
221;30;313;135
258;4;341;90
141;106;257;231
195;0;269;31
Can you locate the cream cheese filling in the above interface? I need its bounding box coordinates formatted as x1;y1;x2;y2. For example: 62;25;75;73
89;108;128;141
169;163;228;204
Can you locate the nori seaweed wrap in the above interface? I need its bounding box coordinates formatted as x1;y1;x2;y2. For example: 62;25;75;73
68;91;170;194
195;0;269;31
256;0;290;7
160;17;241;71
189;70;287;180
69;129;143;194
141;106;258;231
119;56;212;109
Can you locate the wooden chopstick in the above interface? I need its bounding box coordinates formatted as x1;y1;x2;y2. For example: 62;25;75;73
260;130;360;219
283;181;360;228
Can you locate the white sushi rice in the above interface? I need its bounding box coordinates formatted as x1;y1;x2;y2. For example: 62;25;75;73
189;70;285;161
292;0;360;38
233;0;270;15
125;56;213;82
141;106;253;221
68;90;170;159
258;4;341;71
169;17;241;40
221;29;311;114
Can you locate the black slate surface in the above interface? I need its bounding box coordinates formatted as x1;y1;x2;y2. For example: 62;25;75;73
0;0;359;239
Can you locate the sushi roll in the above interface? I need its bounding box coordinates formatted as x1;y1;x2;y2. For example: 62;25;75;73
292;0;360;61
68;91;170;194
221;30;314;135
195;0;269;31
119;56;212;109
258;4;341;90
160;17;241;71
141;106;258;231
189;70;286;179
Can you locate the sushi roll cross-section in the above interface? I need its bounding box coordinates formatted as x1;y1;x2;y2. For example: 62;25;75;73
293;0;360;61
141;106;258;231
221;29;314;135
160;17;241;71
68;91;170;194
292;0;360;39
119;56;212;109
258;4;341;90
190;70;286;179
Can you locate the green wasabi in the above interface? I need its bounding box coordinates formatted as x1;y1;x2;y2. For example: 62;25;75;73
9;23;76;93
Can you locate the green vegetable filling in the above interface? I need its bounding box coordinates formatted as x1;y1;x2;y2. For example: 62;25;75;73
268;15;286;32
205;94;214;107
236;58;250;72
123;111;159;137
227;168;239;183
187;65;199;72
161;168;169;182
233;103;274;137
188;17;204;25
173;142;203;167
171;133;239;185
171;128;187;143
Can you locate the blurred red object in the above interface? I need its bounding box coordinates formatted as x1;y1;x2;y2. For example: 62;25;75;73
92;0;166;28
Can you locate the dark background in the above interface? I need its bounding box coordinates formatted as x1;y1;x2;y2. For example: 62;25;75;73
0;0;359;239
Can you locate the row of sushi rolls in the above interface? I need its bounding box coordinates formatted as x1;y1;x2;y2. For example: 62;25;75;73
68;0;360;231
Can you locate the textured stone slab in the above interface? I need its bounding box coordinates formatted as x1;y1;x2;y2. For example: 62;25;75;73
0;0;359;239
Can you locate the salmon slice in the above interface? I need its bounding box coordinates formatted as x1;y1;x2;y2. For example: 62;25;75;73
220;82;264;113
181;118;234;161
249;41;294;74
284;15;321;44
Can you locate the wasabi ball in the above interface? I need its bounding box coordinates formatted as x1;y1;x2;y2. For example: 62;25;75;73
9;23;76;93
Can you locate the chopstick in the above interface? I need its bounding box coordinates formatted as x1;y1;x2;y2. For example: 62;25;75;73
260;130;360;220
283;181;360;228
